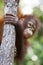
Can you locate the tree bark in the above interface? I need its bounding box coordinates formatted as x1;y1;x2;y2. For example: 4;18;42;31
0;24;16;65
0;0;19;65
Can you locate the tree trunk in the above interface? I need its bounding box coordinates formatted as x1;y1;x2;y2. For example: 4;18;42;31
0;0;19;65
0;24;16;65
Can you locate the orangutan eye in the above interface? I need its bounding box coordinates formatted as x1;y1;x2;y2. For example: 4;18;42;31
27;21;33;27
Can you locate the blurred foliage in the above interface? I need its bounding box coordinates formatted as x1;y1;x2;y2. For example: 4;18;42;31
0;0;4;7
33;7;43;23
0;0;4;16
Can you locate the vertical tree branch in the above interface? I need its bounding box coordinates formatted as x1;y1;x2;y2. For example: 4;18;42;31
0;0;19;65
0;24;16;65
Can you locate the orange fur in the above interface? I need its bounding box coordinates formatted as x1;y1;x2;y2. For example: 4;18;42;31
0;16;4;45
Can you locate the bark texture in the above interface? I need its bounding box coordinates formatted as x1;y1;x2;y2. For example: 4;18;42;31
0;0;19;65
0;24;16;65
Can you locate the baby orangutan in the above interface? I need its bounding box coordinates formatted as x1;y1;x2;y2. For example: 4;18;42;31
14;15;39;62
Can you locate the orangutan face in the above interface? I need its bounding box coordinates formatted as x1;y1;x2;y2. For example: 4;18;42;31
23;18;37;39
